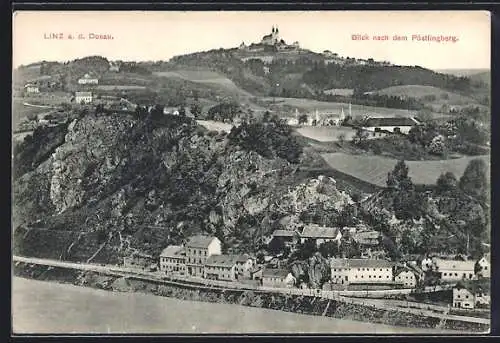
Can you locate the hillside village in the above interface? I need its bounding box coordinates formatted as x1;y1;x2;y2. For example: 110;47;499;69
13;26;491;318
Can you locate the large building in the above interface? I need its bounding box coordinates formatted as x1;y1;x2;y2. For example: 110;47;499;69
300;224;342;247
159;245;186;275
330;258;394;286
394;268;417;288
75;91;93;104
432;258;476;283
185;235;222;277
362;116;421;135
452;281;490;310
270;229;300;249
24;83;40;94
78;73;99;85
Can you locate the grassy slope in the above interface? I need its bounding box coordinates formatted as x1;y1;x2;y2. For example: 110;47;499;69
321;152;490;187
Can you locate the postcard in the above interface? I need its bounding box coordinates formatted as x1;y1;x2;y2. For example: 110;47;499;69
12;10;491;335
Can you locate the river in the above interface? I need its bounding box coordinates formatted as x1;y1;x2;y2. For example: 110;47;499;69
12;277;459;334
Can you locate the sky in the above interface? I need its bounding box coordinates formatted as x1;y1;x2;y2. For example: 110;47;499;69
13;11;491;70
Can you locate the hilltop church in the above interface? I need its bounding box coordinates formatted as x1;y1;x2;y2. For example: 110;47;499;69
261;26;283;45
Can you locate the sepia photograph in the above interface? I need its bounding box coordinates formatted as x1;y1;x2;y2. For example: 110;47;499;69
11;10;491;334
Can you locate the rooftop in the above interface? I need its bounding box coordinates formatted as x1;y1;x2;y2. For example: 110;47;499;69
186;235;219;249
75;91;92;96
330;258;393;269
205;254;240;267
262;268;290;278
364;117;420;127
272;229;299;238
301;224;341;239
433;258;476;271
160;245;185;258
352;231;380;245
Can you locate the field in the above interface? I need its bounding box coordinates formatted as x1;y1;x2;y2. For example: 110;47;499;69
153;69;256;101
321;152;490;187
12;99;55;130
295;126;358;142
374;85;483;111
260;97;445;119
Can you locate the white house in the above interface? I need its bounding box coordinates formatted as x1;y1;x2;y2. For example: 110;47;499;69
185;235;222;277
433;258;476;283
452;286;475;309
262;268;295;288
300;224;342;247
452;281;490;310
476;253;490;278
75;91;93;104
362;116;420;135
204;255;240;281
159;245;186;275
24;83;40;94
78;73;99;85
330;258;393;286
394;268;417;288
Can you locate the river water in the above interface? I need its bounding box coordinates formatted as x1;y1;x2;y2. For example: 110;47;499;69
12;277;458;334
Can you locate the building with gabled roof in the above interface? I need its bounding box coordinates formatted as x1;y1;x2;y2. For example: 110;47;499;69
204;254;241;281
78;73;99;85
159;245;186;275
330;258;394;286
476;253;490;279
262;268;295;288
185;235;221;277
300;224;342;247
432;258;476;282
362;116;420;135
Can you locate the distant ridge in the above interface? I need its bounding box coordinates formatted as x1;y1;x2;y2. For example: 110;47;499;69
433;68;490;77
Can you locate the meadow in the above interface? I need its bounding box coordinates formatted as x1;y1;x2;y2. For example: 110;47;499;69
321;152;490;187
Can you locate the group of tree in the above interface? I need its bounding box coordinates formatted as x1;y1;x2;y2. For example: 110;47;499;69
227;115;303;164
206;101;242;123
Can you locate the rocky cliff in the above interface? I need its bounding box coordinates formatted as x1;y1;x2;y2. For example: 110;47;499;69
13;112;353;263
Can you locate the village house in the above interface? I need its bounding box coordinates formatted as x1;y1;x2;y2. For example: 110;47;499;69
432;258;476;283
159;245;186;275
185;235;221;277
271;229;300;249
351;230;381;258
261;268;295;288
24;83;40;94
78;73;99;85
75;91;93;104
394;267;418;288
204;255;240;281
330;258;394;286
362;116;421;135
300;224;342;248
476;253;490;279
452;281;490;310
235;254;256;279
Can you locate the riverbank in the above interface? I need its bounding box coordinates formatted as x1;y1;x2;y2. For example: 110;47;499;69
12;262;489;333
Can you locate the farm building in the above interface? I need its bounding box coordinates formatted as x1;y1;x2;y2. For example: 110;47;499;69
75;91;93;104
24;83;40;94
362;116;420;135
330;258;394;286
159;245;186;275
300;224;342;247
78;73;99;85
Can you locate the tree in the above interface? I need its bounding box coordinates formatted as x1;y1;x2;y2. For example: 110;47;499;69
191;102;202;118
298;114;308;125
318;241;339;258
353;128;369;146
178;106;186;116
387;160;413;190
459;158;488;202
263;110;271;122
436;171;458;193
427;134;446;155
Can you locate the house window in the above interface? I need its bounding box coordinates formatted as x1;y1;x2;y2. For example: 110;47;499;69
465;295;469;299
484;266;488;270
444;273;447;276
457;295;460;298
455;273;458;277
379;276;382;278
